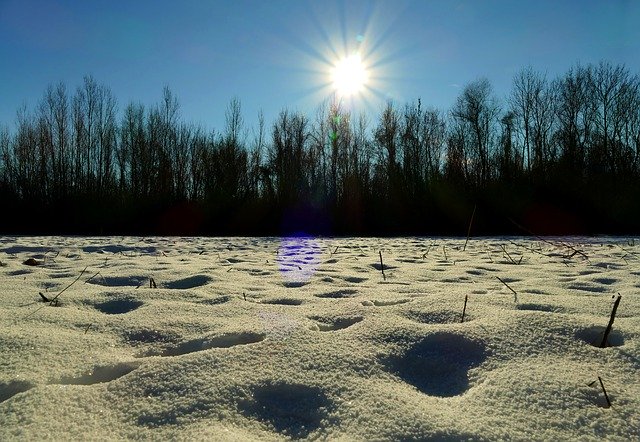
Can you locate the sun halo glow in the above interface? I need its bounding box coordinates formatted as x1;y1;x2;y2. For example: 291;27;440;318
331;53;368;97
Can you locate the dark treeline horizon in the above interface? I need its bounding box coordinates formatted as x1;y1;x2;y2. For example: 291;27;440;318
1;60;640;236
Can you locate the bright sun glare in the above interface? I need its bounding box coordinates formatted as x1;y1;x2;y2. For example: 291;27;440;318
331;53;368;97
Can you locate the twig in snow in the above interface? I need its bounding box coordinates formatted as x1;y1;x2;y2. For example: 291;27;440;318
507;239;547;258
463;204;476;252
501;244;522;265
443;246;448;261
597;377;612;407
461;295;468;323
24;266;88;318
588;376;611;408
507;217;588;260
84;271;102;284
600;294;621;348
496;276;518;302
48;266;87;305
379;251;386;281
149;277;157;288
587;377;612;408
484;247;494;263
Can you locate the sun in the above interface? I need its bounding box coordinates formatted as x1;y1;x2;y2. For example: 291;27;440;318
331;53;368;97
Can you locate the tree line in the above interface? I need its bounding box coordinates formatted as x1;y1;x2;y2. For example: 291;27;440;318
1;60;639;235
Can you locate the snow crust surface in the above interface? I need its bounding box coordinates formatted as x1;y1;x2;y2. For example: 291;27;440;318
0;236;639;441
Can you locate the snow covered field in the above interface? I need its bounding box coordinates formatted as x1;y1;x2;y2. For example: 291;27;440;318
0;236;638;441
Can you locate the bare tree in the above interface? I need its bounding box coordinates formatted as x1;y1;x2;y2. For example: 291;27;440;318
400;100;447;195
374;101;400;197
38;82;71;199
587;62;639;177
217;98;249;201
308;101;330;202
351;111;373;189
401;100;425;195
0;125;12;192
97;83;118;195
71;76;118;196
510;67;536;172
119;102;146;196
421;107;446;182
445;115;469;185
510;67;556;176
248;110;266;198
330;102;352;200
554;64;593;180
268;109;309;204
498;111;517;180
451;78;500;186
188;125;209;201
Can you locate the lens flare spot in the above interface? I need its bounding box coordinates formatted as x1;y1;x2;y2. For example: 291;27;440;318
277;235;321;285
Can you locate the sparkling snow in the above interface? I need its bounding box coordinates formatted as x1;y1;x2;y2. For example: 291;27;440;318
0;236;638;440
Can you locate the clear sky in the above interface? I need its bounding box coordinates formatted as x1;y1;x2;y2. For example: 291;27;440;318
1;0;638;133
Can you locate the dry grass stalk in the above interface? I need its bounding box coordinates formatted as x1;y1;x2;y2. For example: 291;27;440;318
587;377;612;407
48;266;88;305
496;276;518;302
600;294;621;348
501;244;522;265
25;266;88;318
484;247;494;263
598;377;612;407
422;243;434;258
507;217;588;260
463;204;477;252
85;271;103;284
461;295;468;323
508;239;548;258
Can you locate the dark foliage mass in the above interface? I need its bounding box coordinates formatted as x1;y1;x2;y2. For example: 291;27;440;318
1;61;639;235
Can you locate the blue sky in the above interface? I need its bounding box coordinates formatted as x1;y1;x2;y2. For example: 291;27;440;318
1;0;638;133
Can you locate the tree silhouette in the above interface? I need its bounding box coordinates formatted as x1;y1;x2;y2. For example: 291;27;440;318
1;60;639;235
